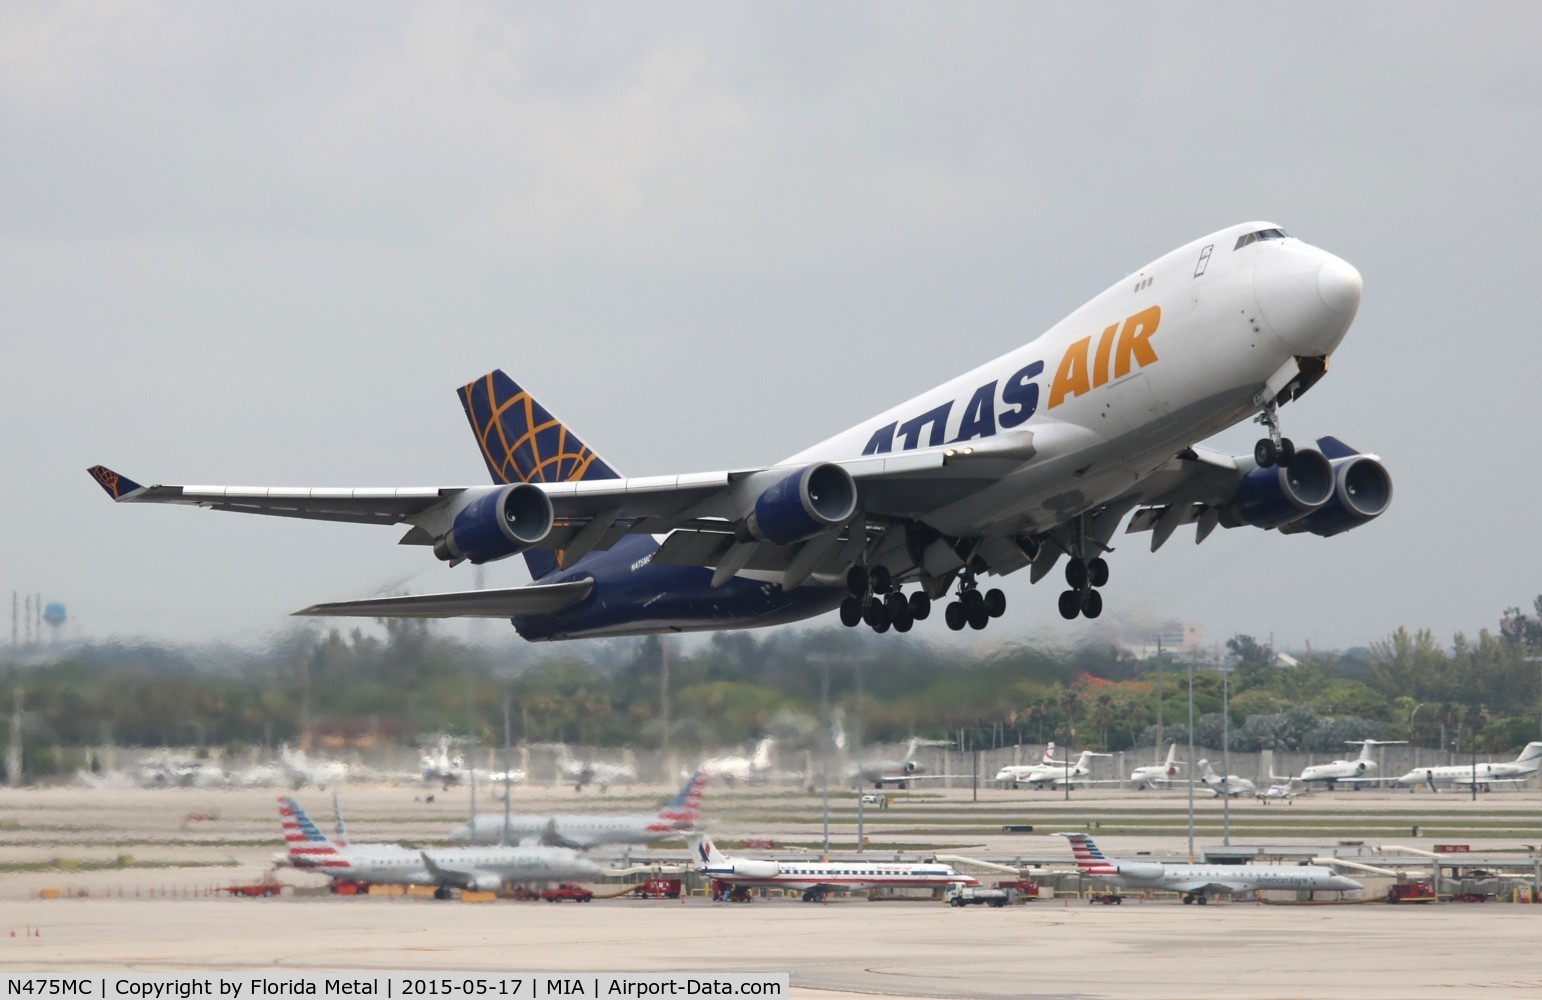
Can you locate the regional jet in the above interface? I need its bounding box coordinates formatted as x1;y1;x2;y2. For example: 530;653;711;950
996;743;1112;789
89;222;1387;638
1196;759;1256;797
1129;743;1184;790
1058;832;1361;904
278;796;600;899
449;768;705;848
1394;742;1542;792
690;834;973;902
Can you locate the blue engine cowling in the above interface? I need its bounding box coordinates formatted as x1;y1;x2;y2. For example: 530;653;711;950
1226;448;1335;529
433;483;554;564
1279;452;1393;537
745;463;858;544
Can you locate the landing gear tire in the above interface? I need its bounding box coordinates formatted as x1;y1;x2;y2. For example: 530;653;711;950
1196;895;1209;905
863;600;889;630
1082;589;1103;620
983;589;1006;618
839;597;862;628
1254;438;1277;468
1065;558;1089;590
846;566;868;598
1277;437;1296;466
1088;558;1109;588
869;565;892;595
885;592;913;632
909;591;932;621
1058;590;1081;620
1182;894;1195;905
893;611;913;633
962;588;985;616
966;602;989;630
945;601;967;631
434;887;453;901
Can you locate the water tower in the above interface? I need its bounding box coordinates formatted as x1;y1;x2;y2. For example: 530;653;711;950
42;602;66;640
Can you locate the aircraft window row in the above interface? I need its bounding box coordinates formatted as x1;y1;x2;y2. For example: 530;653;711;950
1234;228;1289;250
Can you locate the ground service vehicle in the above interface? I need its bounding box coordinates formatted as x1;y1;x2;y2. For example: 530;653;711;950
540;882;594;902
1386;882;1436;903
945;882;1010;907
633;878;682;899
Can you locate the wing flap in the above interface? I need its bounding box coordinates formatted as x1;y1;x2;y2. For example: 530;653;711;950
293;580;593;619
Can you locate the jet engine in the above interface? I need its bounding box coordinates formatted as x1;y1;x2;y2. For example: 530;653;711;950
744;463;858;545
728;858;781;880
1279;451;1392;537
432;483;554;564
1225;449;1334;530
1111;861;1164;880
468;872;503;893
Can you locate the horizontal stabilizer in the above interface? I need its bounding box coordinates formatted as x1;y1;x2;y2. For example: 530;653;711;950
293;580;593;619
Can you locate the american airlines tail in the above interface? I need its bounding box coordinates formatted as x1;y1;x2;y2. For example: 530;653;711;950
1060;833;1119;876
279;796;347;870
457;370;624;579
658;769;708;827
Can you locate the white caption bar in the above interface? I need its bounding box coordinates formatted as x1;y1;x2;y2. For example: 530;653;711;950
3;975;789;1000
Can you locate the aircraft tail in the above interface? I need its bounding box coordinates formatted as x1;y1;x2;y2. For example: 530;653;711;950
1042;741;1058;764
690;833;731;871
1515;742;1542;765
1057;833;1119;876
457;369;622;579
751;738;774;772
279;796;346;869
658;769;708;827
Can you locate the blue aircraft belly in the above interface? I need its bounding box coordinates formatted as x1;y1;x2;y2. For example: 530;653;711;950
511;535;844;641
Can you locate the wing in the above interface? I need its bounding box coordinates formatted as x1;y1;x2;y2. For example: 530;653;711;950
294;581;592;619
1166;879;1253;895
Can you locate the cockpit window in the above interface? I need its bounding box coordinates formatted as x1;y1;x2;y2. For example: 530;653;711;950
1234;228;1289;250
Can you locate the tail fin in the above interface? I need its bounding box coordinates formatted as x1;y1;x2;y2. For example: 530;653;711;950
279;796;343;868
1043;742;1058;764
1515;742;1542;764
332;791;349;847
457;370;622;579
659;769;707;826
691;834;730;871
1058;832;1119;875
751;738;774;772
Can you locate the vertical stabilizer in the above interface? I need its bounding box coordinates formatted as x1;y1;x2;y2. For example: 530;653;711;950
457;370;622;579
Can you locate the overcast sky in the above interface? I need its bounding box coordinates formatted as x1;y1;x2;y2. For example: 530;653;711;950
4;3;1539;654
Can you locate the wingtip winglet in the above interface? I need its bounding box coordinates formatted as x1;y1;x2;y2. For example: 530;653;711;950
87;465;145;500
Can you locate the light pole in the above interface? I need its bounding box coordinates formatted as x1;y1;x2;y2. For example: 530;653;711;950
1186;654;1196;862
821;657;831;859
1222;662;1231;847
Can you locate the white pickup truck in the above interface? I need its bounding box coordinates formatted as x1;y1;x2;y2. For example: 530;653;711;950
944;882;1011;907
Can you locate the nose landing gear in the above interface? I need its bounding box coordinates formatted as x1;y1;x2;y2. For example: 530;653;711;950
1253;400;1296;468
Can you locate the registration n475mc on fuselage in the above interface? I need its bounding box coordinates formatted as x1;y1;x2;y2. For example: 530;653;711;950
90;221;1389;639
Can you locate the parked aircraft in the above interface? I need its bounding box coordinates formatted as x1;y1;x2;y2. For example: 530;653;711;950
278;745;353;789
90;222;1387;640
544;744;636;792
449;769;706;848
691;834;974;902
701;737;780;786
1196;759;1256;797
998;743;1112;789
278;796;599;899
1394;742;1542;792
1296;739;1405;789
848;736;953;789
1255;775;1299;804
1058;833;1361;904
1129;744;1184;789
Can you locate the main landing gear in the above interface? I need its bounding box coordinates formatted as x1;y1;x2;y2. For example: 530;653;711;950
1057;556;1108;621
1253;400;1296;468
942;572;1006;632
838;565;931;634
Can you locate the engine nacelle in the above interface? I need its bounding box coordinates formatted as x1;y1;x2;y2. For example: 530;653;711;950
1114;861;1164;880
1278;453;1392;537
744;463;858;545
903;761;921;774
432;483;554;564
470;872;503;893
730;859;781;880
1226;449;1334;529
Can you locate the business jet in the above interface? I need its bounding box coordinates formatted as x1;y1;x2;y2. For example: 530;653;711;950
1129;744;1184;790
849;736;954;788
1297;739;1405;789
1196;759;1256;797
89;222;1386;638
690;834;974;902
1255;775;1299;804
701;737;779;786
1394;742;1542;792
1058;833;1361;904
278;796;599;899
545;744;637;792
449;768;705;848
998;744;1112;789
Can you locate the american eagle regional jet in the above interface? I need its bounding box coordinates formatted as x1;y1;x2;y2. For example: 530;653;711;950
89;222;1388;639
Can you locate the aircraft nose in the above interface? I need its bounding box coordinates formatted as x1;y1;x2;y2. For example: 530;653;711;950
1253;246;1362;355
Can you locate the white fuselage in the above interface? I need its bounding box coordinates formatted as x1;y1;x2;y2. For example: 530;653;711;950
702;859;973;895
1088;863;1361;896
777;224;1360;545
1396;743;1542;788
294;843;599;886
1299;758;1374;783
999;752;1098;788
1129;762;1183;788
450;812;688;848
